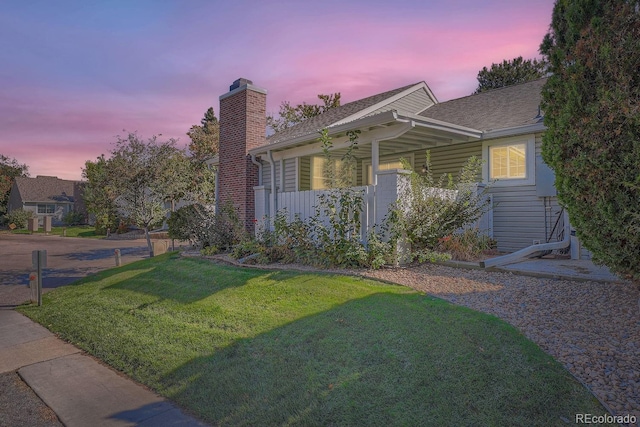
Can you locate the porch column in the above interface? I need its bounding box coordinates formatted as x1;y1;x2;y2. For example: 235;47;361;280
371;139;379;185
375;169;412;264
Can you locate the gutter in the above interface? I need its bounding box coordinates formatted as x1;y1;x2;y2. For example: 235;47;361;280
480;210;571;268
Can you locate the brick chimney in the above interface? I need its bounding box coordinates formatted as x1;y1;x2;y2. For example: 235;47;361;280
218;78;267;232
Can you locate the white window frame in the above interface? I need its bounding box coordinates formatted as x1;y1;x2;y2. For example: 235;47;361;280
37;204;56;214
363;153;414;185
482;135;535;187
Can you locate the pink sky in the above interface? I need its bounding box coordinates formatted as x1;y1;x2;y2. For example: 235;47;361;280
0;0;555;181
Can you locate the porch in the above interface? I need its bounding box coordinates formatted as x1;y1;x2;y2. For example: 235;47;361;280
253;169;493;244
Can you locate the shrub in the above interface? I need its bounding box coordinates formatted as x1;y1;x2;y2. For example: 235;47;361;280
231;239;264;260
63;211;85;226
200;245;219;256
392;152;491;252
437;228;497;261
6;209;33;229
168;201;246;251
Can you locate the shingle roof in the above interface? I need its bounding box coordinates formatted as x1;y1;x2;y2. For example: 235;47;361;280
267;83;420;144
14;176;80;203
419;78;547;131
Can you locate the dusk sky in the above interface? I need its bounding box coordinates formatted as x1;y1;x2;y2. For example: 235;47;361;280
1;0;555;181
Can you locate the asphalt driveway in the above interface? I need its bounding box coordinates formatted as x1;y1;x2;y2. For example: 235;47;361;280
0;234;158;308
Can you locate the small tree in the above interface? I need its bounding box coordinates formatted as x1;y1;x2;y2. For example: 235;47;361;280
0;155;29;216
540;0;640;282
83;155;119;234
267;93;341;133
106;133;192;256
474;56;548;94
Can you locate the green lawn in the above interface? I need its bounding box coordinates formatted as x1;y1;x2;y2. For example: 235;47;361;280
10;225;102;238
18;254;611;426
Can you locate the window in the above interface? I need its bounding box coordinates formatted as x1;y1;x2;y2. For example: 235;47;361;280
364;155;412;185
37;204;56;214
483;135;535;186
310;156;356;189
366;160;405;184
489;143;526;179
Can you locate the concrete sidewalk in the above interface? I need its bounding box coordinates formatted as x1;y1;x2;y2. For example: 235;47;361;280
0;310;208;427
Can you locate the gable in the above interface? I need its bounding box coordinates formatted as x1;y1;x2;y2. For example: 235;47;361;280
267;82;436;145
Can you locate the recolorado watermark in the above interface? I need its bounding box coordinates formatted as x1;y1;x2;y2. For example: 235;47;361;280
575;413;637;425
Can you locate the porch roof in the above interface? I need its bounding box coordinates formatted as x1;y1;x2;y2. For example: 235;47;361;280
249;109;483;159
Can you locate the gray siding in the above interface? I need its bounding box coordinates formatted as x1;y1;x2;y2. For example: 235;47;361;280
283;158;296;192
262;162;271;189
487;133;563;253
299;157;310;191
489;186;562;252
421;141;483;181
262;161;281;190
366;88;434;116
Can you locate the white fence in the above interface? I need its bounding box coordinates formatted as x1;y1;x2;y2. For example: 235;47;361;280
276;185;376;242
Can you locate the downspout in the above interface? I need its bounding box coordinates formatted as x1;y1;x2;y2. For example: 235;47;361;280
480;210;571;268
214;166;219;214
250;154;263;186
266;150;277;221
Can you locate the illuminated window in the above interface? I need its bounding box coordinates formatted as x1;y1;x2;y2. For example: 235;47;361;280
489;143;526;179
366;160;405;184
310;156;355;189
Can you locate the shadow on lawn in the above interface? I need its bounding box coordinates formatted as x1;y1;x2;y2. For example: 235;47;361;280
160;292;606;426
104;257;286;304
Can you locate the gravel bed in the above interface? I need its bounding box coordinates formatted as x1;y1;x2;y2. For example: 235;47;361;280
0;372;62;427
365;264;640;423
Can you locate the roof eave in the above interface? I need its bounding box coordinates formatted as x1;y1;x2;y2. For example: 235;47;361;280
397;112;483;139
483;121;546;140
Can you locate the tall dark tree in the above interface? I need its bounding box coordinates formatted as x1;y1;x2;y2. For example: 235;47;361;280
0;155;29;215
267;93;341;133
474;56;548;94
540;0;640;281
187;107;219;162
83;155;119;234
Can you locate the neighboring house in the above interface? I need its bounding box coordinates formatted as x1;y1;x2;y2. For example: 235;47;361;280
214;77;588;260
7;176;86;226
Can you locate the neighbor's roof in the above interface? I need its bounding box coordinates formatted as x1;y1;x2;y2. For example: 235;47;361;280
419;78;547;131
13;176;81;203
267;82;422;144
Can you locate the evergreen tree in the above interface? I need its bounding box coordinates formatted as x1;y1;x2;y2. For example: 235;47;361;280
474;56;547;94
187;107;219;162
540;0;640;281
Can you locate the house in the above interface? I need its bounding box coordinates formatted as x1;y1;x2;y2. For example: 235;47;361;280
214;77;588;260
7;176;86;226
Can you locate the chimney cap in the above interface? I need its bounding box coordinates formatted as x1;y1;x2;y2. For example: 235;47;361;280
230;78;253;91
